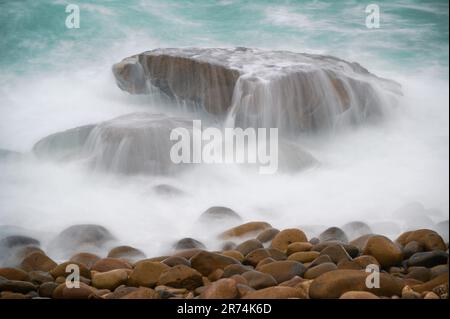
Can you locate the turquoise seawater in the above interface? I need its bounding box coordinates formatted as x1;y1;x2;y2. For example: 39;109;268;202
0;0;448;75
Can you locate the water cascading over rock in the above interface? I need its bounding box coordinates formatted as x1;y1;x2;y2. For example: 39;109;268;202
33;113;193;175
32;112;317;175
113;47;401;134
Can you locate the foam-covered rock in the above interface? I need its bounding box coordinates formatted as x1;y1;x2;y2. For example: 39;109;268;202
33;113;192;175
113;48;401;134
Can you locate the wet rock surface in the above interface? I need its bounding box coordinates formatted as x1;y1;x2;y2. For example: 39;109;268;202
113;48;401;133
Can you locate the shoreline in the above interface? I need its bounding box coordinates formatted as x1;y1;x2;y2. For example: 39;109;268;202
1;218;448;299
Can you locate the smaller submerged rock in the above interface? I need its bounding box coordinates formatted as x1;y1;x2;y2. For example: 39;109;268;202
153;184;185;197
70;252;101;269
341;221;372;240
173;238;206;251
0;149;23;161
318;227;348;244
199;206;242;224
220;222;272;239
256;228;280;243
47;224;116;259
107;246;146;263
0;234;42;268
434;220;449;243
0;235;40;249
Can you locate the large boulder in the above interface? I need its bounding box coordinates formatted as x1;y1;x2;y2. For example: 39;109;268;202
113;48;400;134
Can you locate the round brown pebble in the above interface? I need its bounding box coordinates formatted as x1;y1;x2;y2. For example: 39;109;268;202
288;251;320;263
128;261;170;288
362;235;403;269
270;229;308;252
199;278;239;299
340;291;379;299
158;265;203;290
286;242;313;255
